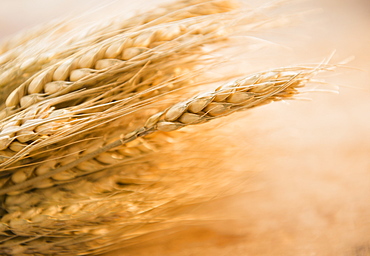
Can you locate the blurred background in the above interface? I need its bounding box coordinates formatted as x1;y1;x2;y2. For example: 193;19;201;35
0;0;369;255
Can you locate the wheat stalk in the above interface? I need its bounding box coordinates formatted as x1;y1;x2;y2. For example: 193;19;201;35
0;0;329;255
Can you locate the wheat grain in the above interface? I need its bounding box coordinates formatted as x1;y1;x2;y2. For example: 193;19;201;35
0;0;240;107
0;14;243;166
144;67;316;131
0;66;320;197
0;0;329;255
3;17;226;110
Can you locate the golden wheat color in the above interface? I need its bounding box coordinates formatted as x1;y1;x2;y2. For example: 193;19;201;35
0;0;335;255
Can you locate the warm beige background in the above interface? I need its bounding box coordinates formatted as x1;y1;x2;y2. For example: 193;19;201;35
0;0;369;255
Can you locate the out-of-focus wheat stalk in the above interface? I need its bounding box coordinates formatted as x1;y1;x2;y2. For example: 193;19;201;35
0;0;329;255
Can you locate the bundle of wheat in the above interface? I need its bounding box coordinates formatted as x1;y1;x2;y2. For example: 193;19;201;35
0;0;329;255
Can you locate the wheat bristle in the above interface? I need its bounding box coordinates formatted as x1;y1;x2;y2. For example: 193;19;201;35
0;0;329;255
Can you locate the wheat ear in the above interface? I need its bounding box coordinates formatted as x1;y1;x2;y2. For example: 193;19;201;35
0;0;240;107
0;66;320;196
0;0;332;255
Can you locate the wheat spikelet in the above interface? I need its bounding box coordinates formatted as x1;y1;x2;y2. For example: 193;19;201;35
0;67;323;255
0;0;330;255
0;0;279;171
0;0;239;96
